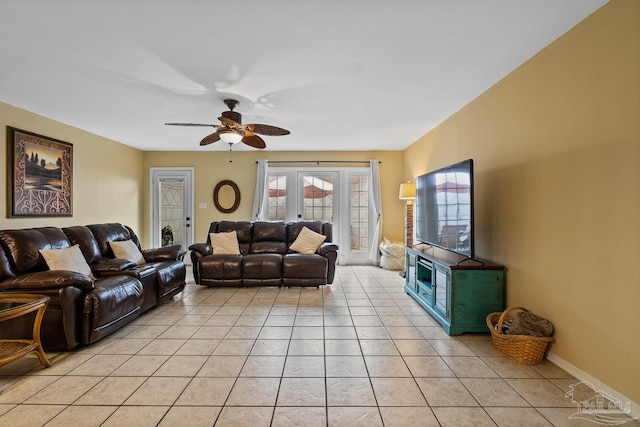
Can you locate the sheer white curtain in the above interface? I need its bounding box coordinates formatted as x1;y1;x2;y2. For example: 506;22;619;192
251;159;269;221
368;159;383;265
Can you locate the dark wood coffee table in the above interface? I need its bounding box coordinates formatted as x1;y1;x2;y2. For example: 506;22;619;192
0;293;52;368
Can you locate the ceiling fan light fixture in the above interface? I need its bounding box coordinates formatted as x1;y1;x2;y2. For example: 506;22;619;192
219;130;243;144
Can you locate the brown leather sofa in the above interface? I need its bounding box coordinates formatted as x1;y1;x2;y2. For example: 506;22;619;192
0;223;186;350
189;221;338;287
64;223;186;313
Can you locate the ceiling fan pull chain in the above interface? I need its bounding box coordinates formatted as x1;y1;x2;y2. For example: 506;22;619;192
229;143;233;163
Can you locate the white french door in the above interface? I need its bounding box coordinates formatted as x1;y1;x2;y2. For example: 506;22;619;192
150;168;194;263
265;167;372;265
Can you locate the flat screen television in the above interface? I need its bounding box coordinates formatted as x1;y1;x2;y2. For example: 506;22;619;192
415;159;474;259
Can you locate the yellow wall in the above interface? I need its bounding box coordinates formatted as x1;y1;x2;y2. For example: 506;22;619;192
142;150;405;248
405;0;639;402
0;102;145;232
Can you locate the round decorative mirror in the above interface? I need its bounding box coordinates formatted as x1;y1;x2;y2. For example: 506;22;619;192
213;180;241;213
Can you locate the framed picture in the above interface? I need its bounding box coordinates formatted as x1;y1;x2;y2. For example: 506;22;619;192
7;127;73;217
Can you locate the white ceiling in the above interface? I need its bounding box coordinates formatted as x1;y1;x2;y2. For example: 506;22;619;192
0;0;607;152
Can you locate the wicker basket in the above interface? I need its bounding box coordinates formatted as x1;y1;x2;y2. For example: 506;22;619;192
486;306;554;364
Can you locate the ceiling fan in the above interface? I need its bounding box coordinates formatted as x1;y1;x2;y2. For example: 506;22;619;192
165;99;290;149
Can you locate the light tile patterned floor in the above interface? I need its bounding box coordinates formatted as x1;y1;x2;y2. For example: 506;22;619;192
0;266;636;426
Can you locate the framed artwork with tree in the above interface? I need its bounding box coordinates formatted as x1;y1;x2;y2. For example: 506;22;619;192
7;127;73;217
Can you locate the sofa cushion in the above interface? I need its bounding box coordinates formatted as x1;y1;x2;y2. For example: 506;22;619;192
109;240;146;265
253;222;286;242
198;254;243;286
290;226;326;254
87;223;137;257
40;244;95;279
152;261;187;299
282;253;328;287
63;225;103;265
250;222;287;254
0;227;71;275
109;264;158;312
210;231;240;255
250;241;287;254
83;275;143;344
242;254;283;286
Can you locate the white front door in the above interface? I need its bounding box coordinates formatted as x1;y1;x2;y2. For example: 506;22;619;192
150;168;194;262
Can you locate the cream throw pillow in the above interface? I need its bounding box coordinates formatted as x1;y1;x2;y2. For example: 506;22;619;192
210;231;240;255
40;244;95;279
290;226;326;254
109;240;146;265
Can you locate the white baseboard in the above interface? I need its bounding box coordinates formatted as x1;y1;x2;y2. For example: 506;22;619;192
547;351;639;420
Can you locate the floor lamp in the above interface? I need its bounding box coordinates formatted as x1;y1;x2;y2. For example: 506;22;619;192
398;182;416;278
399;181;416;247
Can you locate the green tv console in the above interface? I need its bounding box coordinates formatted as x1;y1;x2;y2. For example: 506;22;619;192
405;245;505;335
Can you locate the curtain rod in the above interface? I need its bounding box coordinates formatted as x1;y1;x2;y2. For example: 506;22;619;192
256;160;381;165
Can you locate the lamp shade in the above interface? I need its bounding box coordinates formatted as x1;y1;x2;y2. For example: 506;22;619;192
219;130;244;144
399;181;416;200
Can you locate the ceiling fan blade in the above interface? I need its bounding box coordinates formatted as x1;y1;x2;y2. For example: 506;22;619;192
200;132;221;146
246;123;290;136
219;117;242;128
242;133;266;149
165;122;216;127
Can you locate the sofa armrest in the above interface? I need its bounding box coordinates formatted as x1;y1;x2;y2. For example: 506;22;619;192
318;243;339;284
188;243;212;257
0;271;95;292
187;243;212;285
92;258;137;274
318;243;339;257
142;244;183;262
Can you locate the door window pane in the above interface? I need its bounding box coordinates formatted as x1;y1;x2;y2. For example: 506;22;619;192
160;179;184;247
268;175;287;220
302;175;333;222
350;175;368;252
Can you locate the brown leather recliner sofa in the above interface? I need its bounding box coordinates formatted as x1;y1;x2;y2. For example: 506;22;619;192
189;221;338;287
0;223;186;350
